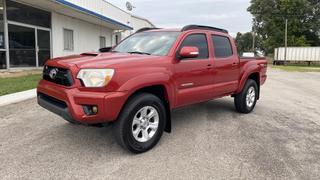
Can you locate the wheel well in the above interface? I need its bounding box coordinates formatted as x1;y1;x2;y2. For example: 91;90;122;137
248;73;260;86
130;85;171;133
248;73;260;99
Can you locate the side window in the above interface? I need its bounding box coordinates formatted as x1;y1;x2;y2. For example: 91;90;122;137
179;34;209;59
212;35;233;58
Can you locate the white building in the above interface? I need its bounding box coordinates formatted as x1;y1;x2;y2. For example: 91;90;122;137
0;0;155;70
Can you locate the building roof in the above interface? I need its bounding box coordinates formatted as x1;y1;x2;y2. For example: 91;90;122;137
16;0;154;31
131;15;156;28
54;0;133;30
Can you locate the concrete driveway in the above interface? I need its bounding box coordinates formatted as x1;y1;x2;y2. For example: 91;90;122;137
0;69;319;179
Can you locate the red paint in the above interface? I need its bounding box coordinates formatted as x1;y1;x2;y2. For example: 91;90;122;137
37;28;267;124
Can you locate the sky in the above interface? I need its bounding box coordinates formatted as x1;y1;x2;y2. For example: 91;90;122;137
107;0;253;36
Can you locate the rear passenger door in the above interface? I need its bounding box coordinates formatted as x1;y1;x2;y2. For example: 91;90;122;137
211;35;239;96
174;33;214;107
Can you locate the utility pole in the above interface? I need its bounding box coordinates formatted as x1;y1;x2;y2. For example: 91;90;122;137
252;18;255;52
252;29;255;52
284;18;288;65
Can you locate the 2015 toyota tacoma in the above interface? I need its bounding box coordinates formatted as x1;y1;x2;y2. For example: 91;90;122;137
37;25;267;153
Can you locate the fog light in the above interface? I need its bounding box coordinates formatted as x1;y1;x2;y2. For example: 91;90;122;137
83;105;98;116
92;106;98;114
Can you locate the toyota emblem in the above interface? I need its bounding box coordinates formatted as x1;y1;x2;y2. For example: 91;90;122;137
49;68;58;79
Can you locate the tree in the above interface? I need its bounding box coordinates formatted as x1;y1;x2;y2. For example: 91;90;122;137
248;0;320;55
235;32;262;55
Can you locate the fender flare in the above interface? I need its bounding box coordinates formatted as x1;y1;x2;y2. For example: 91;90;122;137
118;73;174;104
237;67;260;94
118;73;175;133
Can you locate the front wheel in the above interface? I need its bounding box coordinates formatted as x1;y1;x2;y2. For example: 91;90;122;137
234;79;258;114
113;93;166;153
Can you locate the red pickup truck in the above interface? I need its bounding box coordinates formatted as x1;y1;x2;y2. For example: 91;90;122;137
37;25;267;153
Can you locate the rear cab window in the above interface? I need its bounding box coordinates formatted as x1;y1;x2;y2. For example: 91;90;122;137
212;35;233;58
179;34;209;60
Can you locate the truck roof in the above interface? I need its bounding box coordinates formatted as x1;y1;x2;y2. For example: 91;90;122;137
136;25;229;34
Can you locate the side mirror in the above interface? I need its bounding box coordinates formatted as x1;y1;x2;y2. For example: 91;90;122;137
99;47;113;53
179;46;199;59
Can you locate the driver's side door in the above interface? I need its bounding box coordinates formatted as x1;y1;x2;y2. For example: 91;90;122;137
173;33;214;107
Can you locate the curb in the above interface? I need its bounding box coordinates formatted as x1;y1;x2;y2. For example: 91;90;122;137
0;89;37;107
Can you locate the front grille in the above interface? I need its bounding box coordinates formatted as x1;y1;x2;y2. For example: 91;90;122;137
43;66;73;86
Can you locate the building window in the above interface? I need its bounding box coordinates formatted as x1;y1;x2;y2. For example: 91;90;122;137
100;36;106;48
6;0;51;28
64;29;74;51
115;34;119;45
0;0;5;69
0;0;4;50
9;24;36;68
0;51;6;69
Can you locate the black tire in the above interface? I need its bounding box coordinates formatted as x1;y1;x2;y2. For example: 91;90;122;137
113;93;166;154
234;79;258;114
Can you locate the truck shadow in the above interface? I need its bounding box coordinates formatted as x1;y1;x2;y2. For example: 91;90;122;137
171;98;236;127
53;98;237;155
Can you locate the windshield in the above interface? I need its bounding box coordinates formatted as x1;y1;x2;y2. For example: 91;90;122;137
113;31;180;56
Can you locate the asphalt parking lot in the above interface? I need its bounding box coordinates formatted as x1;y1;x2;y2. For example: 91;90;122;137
0;68;319;179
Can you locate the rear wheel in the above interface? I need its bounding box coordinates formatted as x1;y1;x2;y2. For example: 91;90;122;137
113;93;166;153
234;79;258;113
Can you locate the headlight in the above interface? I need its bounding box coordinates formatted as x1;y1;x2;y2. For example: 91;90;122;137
77;69;115;87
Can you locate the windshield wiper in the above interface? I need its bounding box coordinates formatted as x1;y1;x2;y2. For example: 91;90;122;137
128;51;151;55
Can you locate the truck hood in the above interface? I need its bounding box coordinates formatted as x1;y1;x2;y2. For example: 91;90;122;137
48;52;165;69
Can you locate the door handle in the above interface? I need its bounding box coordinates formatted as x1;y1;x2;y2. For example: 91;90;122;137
207;64;213;69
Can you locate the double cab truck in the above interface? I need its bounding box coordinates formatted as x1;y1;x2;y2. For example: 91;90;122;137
37;25;267;153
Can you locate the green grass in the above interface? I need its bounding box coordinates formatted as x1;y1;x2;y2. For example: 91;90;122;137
0;74;42;96
271;65;320;72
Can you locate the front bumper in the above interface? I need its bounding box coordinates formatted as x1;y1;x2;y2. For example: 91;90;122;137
37;80;128;124
38;93;74;122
